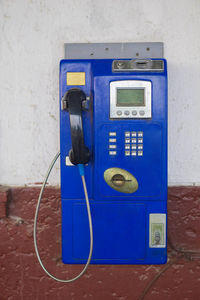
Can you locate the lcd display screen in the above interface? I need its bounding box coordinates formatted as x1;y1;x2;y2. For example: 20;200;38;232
117;88;145;106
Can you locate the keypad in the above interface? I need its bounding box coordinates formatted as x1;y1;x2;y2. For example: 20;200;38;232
108;131;144;157
124;131;144;157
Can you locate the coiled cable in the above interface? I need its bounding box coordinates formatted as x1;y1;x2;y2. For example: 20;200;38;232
33;152;93;282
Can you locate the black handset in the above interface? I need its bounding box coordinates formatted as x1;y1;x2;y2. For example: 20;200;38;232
62;88;90;165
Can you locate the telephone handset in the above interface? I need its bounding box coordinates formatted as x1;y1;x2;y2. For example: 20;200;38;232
34;89;93;283
62;88;90;165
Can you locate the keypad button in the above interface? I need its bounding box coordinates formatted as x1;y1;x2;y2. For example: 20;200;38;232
125;151;130;156
109;151;117;155
109;132;116;136
109;145;116;149
132;110;137;116
117;110;122;116
139;110;145;116
131;138;137;143
131;151;137;156
138;138;143;143
138;151;143;156
109;138;116;143
138;144;143;150
138;131;143;137
131;131;137;137
125;144;130;150
125;131;130;137
124;110;130;116
131;145;137;150
125;138;130;143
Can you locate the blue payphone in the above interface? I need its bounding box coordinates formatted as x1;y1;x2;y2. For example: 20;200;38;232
60;48;167;264
34;43;167;281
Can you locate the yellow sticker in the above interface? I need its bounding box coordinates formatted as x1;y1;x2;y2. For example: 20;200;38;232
67;72;85;86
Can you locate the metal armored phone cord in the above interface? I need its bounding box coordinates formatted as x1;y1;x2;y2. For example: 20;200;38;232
33;152;93;282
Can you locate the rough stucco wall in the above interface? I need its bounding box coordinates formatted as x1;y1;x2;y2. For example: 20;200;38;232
0;186;200;300
0;0;200;186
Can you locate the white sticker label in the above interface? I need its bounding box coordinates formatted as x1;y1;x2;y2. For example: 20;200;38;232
65;156;74;166
149;214;166;248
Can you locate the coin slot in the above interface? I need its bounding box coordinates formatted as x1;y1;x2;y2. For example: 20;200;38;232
111;174;125;187
136;61;147;67
111;174;132;187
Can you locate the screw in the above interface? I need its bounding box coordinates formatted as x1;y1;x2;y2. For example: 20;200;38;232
117;61;124;68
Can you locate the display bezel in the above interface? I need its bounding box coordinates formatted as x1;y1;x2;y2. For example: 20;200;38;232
110;80;152;119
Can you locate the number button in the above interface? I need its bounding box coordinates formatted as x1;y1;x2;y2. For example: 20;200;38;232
131;132;137;137
109;151;117;155
131;138;137;143
131;151;137;156
139;111;145;116
132;110;137;116
109;145;116;149
124;111;130;116
125;132;130;137
125;151;130;156
138;131;143;137
109;138;116;143
117;110;122;116
109;132;116;136
138;138;143;143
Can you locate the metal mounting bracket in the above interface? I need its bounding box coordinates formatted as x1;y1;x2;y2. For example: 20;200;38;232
64;42;164;59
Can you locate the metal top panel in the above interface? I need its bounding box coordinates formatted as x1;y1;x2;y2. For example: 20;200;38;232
112;59;164;72
64;43;164;59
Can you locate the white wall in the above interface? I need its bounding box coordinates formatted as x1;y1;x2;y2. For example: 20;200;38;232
0;0;200;186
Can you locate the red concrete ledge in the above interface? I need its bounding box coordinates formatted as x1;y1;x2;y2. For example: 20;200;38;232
0;186;11;218
0;186;200;300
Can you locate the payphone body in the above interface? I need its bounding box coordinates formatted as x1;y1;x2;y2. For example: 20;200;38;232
60;58;167;264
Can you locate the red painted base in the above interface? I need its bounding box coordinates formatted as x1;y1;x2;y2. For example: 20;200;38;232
0;186;200;300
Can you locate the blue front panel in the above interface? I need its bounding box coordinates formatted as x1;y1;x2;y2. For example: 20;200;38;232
60;59;167;264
